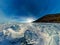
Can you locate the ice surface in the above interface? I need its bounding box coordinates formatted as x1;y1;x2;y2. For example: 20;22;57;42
0;23;60;45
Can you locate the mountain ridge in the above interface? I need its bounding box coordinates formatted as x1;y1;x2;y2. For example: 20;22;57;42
33;13;60;23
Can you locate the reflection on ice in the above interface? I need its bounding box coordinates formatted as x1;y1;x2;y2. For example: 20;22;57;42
0;23;60;45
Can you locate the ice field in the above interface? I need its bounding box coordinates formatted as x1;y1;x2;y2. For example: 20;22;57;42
0;23;60;45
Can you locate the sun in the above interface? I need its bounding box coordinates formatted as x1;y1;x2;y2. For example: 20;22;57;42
26;18;34;23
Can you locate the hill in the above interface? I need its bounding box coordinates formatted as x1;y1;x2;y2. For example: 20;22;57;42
33;14;60;23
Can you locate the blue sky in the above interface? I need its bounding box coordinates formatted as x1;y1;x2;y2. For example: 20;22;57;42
0;0;60;23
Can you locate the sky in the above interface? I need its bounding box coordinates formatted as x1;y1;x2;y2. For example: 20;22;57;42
0;0;60;23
